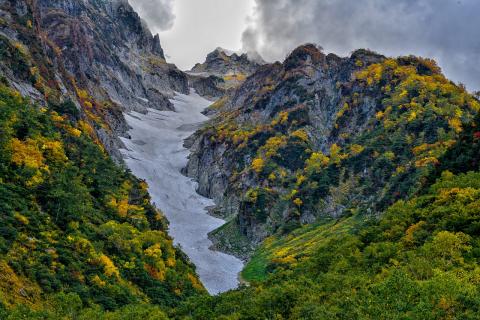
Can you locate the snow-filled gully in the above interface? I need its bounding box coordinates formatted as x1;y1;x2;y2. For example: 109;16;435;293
120;91;243;294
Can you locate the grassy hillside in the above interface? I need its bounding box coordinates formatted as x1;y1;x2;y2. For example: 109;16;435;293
176;168;480;319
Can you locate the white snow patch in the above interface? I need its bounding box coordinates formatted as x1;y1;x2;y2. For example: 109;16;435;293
120;90;243;294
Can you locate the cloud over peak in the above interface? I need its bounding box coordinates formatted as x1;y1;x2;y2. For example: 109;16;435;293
243;0;480;90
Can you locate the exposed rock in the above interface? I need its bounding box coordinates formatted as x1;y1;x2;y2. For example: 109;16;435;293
0;0;189;161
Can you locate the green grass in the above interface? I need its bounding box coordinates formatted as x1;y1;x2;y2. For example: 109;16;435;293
242;217;356;282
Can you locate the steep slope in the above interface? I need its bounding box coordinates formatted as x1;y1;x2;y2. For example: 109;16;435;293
0;84;203;313
185;44;480;257
0;0;188;159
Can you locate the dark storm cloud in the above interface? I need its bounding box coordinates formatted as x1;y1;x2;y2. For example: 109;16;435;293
243;0;480;90
129;0;176;31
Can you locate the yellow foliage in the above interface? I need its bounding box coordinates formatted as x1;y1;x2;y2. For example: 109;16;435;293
296;175;306;186
330;143;347;164
407;111;417;122
91;275;106;287
293;198;303;206
166;257;176;267
291;129;308;142
0;261;42;308
246;189;259;203
415;156;439;168
98;255;119;278
403;221;426;245
350;144;365;156
144;244;163;260
14;212;29;225
76;89;89;101
251;157;265;173
26;170;44;187
305;152;330;173
66;126;82;137
262;136;287;157
396;166;406;174
448;117;463;133
375;111;385;120
41;139;67;162
188;273;204;291
384;151;395;161
279;111;289;124
117;198;129;217
336;102;350;119
10;138;44;169
78;120;95;137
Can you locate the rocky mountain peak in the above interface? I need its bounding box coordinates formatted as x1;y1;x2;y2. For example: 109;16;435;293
187;47;266;98
191;47;264;77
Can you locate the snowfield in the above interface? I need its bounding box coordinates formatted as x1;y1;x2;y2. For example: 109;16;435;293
120;91;243;294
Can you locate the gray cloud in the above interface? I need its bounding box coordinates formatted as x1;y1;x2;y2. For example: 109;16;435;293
243;0;480;91
129;0;176;31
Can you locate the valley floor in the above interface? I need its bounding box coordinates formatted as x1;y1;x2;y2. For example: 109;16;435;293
120;91;243;294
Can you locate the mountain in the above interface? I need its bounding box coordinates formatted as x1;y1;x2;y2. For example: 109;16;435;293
2;0;480;318
187;47;265;100
0;0;188;160
184;44;480;258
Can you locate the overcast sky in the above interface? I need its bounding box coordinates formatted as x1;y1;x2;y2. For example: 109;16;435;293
130;0;480;91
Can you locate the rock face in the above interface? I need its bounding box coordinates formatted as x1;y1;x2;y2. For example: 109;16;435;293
0;0;188;160
188;48;265;100
184;43;477;258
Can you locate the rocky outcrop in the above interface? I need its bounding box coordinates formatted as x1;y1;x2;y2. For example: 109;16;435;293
187;48;265;99
191;47;263;78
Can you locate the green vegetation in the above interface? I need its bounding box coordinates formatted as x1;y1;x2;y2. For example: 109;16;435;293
2;39;480;319
0;84;204;316
202;55;479;241
176;169;480;319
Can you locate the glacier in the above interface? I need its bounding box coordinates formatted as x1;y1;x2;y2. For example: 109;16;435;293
120;90;243;294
